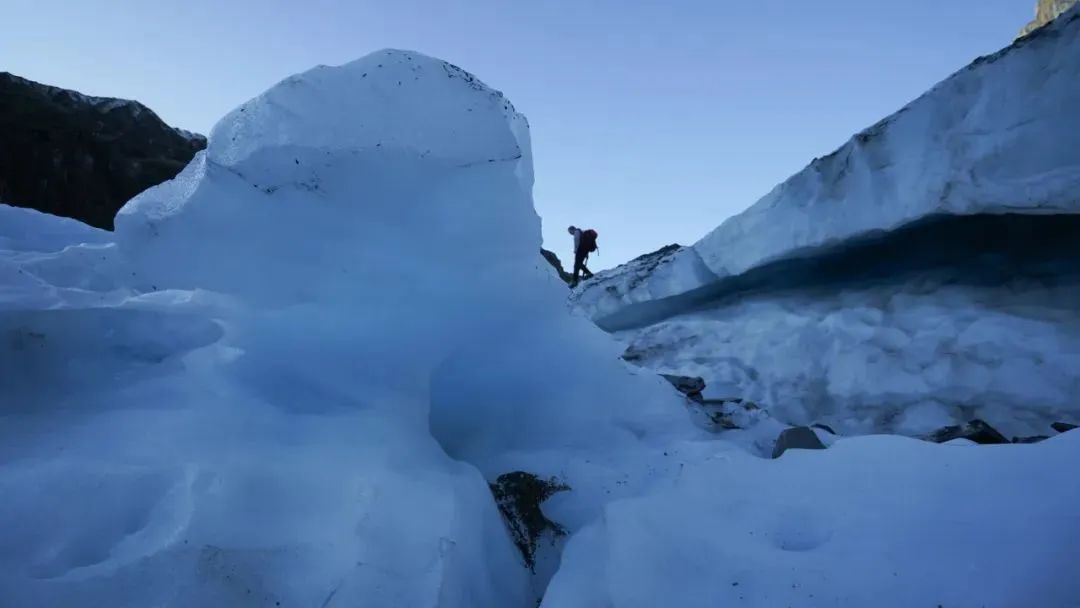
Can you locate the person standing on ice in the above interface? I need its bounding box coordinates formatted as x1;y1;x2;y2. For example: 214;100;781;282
568;225;598;287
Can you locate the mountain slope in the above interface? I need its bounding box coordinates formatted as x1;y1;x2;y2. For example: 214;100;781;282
0;72;206;229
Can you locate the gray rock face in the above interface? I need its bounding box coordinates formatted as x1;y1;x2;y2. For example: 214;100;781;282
772;426;826;458
1019;0;1078;38
660;374;706;401
925;420;1009;445
703;398;763;430
489;472;569;571
0;72;206;229
1051;421;1078;433
541;248;573;285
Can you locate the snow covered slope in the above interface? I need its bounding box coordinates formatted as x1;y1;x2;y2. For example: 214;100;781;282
573;7;1080;438
545;433;1080;608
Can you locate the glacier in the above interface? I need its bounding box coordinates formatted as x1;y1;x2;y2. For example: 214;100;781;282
573;6;1080;438
0;49;705;607
2;44;1079;608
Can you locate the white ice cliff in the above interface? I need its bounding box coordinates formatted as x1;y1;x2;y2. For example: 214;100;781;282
573;7;1080;438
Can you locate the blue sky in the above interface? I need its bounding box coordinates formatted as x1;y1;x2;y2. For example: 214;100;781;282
3;0;1031;268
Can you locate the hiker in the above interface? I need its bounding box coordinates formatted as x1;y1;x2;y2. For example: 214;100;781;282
567;225;598;287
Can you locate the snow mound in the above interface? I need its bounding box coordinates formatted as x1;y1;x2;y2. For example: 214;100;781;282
1;49;696;606
0;203;112;252
544;432;1080;608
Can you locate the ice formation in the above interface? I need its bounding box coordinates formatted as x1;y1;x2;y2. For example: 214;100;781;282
0;50;699;607
2;43;1078;608
573;7;1080;438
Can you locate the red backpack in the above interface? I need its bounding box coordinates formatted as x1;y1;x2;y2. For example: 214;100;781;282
580;229;599;253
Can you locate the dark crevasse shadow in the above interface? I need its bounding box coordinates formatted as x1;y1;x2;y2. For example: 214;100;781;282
597;213;1080;331
0;307;224;411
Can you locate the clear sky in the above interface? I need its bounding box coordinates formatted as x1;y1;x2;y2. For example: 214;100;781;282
2;0;1032;268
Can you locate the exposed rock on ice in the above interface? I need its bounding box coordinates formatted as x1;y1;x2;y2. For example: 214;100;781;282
772;426;827;458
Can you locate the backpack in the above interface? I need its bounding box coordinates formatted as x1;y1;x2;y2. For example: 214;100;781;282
580;229;599;253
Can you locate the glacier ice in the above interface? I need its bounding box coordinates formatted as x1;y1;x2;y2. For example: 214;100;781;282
1;49;698;607
573;7;1080;438
544;433;1080;608
2;43;1079;608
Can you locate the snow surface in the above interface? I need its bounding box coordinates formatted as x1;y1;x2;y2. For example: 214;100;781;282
3;47;1078;607
0;204;112;253
544;432;1080;608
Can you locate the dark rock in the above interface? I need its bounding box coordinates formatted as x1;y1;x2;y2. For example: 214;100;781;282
660;374;706;402
1012;436;1050;444
925;419;1009;445
489;472;570;571
701;398;761;430
811;423;837;435
621;343;664;364
709;412;741;430
772;426;826;459
540;248;573;284
627;243;682;265
1051;422;1078;433
0;72;206;229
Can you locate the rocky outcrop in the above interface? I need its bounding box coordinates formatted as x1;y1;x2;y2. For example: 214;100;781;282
489;472;570;571
1019;0;1078;38
541;248;573;284
1012;435;1050;444
703;398;764;431
0;72;206;229
772;426;826;458
925;420;1009;445
1051;422;1078;433
660;374;706;401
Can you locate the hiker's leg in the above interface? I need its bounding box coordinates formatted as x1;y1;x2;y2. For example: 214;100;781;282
572;252;586;286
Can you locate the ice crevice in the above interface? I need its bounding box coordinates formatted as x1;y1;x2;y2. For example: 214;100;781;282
591;211;1080;333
